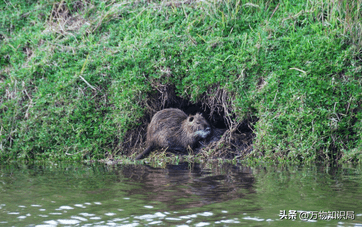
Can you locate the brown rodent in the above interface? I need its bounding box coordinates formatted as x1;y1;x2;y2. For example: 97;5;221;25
135;108;212;160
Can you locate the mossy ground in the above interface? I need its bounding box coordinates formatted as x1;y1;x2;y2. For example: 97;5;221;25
1;0;361;163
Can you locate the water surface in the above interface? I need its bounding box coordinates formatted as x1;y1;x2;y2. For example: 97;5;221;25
0;162;361;226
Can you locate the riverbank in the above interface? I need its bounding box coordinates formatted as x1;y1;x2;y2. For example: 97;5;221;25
1;0;361;163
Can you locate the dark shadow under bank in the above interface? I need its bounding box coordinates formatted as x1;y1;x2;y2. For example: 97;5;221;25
116;84;255;161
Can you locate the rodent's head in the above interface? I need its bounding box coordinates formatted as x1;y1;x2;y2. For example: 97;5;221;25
186;113;212;139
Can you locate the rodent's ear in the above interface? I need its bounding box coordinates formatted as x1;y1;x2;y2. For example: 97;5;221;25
189;116;194;122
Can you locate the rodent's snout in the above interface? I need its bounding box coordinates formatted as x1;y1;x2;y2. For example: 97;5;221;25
203;127;212;137
195;126;212;139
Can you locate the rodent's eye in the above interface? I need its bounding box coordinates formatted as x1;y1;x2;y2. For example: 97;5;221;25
189;117;194;122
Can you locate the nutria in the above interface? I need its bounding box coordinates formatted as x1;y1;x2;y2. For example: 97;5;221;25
135;108;212;160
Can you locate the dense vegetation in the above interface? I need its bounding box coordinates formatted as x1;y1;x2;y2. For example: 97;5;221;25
1;0;361;163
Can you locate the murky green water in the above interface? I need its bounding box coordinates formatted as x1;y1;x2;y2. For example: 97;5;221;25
0;162;361;226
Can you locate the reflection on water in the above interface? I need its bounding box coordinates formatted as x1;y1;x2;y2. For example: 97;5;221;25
0;162;361;226
118;163;255;210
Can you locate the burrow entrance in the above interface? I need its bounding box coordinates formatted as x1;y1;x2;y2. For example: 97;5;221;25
120;84;254;159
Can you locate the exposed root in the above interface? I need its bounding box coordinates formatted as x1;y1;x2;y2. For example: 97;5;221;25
200;86;240;130
197;129;253;159
147;82;179;111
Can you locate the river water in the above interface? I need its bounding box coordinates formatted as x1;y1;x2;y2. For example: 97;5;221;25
0;162;361;226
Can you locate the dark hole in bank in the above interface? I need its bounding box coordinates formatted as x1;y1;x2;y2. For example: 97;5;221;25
119;84;254;158
165;99;252;135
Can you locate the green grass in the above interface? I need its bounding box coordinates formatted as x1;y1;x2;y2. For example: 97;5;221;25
0;0;361;163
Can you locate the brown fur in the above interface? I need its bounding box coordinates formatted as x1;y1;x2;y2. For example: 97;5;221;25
135;108;212;160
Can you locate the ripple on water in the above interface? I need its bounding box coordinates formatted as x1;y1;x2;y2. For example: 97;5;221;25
43;220;57;225
179;214;197;219
215;218;240;224
112;218;128;222
79;212;95;217
195;222;210;226
117;223;139;227
57;219;81;225
197;212;213;217
8;212;20;215
243;216;265;222
56;206;74;210
136;212;166;220
149;220;162;225
71;215;88;221
165;217;182;221
90;216;102;220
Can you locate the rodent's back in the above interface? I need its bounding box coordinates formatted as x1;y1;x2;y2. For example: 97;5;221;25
147;108;188;148
136;108;211;160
